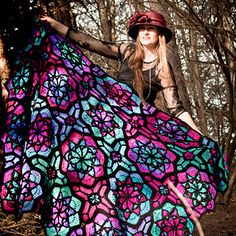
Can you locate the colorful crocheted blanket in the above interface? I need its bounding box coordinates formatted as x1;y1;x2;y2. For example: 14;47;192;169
0;20;228;235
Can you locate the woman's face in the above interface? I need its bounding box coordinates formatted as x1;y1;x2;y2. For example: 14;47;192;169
138;25;159;48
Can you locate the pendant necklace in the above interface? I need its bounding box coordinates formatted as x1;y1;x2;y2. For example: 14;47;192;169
143;58;157;100
145;67;152;100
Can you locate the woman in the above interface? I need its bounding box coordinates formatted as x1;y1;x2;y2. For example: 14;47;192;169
40;11;201;133
0;10;228;236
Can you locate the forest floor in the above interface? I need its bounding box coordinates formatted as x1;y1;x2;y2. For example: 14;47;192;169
0;191;236;235
199;193;236;235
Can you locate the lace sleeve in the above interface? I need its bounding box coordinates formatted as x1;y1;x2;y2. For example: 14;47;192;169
66;28;120;60
157;66;186;117
161;86;185;117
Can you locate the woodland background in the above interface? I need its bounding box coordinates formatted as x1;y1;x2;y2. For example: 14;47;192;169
0;0;235;235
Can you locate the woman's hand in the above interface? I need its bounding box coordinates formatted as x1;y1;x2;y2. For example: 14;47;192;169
40;16;58;28
39;16;69;37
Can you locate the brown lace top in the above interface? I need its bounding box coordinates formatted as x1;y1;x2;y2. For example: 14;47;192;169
66;28;185;116
116;55;162;107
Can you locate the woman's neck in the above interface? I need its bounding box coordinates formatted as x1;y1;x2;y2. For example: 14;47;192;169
143;46;157;63
142;47;157;71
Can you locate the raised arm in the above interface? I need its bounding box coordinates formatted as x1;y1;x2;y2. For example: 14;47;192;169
40;16;120;60
158;35;202;134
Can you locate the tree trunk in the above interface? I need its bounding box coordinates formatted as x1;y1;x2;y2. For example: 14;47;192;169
97;0;113;42
0;37;9;138
189;28;207;133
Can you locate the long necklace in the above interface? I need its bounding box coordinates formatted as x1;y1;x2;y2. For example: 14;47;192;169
145;67;152;100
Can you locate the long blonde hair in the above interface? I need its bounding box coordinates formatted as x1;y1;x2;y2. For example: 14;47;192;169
128;35;160;104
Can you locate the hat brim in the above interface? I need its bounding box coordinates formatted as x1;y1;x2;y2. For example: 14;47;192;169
128;24;173;43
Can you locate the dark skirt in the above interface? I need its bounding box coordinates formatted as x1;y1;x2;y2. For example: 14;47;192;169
0;21;228;236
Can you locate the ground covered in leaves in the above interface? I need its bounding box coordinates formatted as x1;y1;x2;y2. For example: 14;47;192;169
200;196;236;235
0;192;235;236
201;191;236;236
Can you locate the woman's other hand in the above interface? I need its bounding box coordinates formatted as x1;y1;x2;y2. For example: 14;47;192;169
40;16;57;28
39;16;68;37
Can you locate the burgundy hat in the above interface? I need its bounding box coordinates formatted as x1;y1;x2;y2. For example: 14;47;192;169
128;11;173;43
